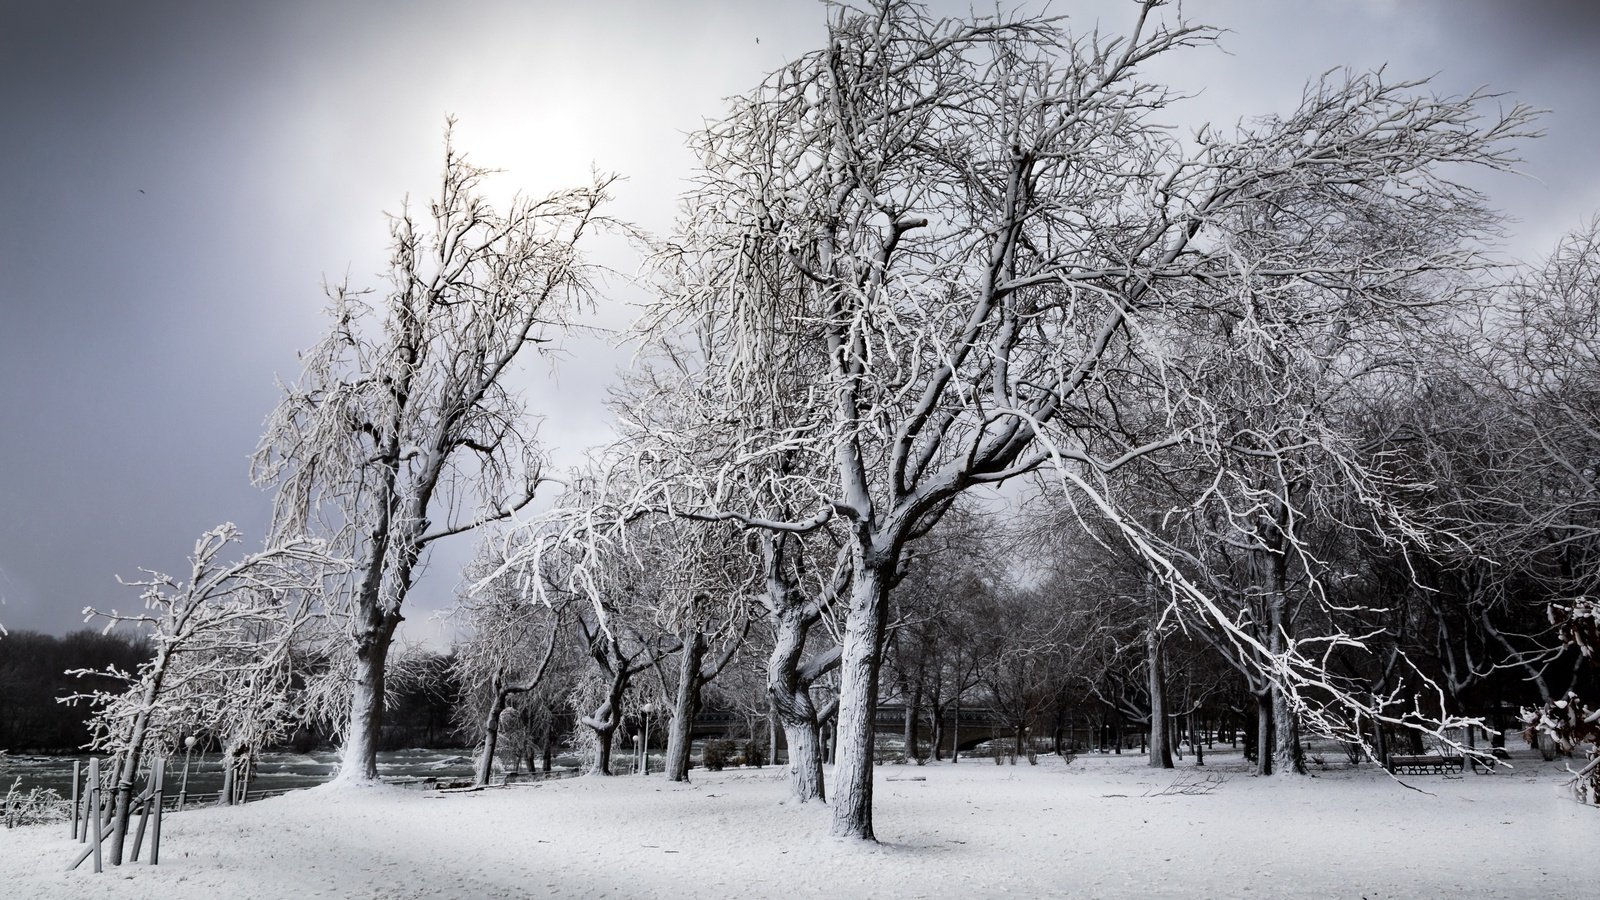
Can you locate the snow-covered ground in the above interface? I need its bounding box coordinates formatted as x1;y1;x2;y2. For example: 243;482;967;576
2;750;1592;899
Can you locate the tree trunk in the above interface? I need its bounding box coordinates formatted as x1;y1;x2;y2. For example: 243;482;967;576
1146;579;1173;768
830;562;891;841
772;688;827;803
782;720;826;800
476;676;509;787
541;718;554;774
1271;684;1306;775
585;666;629;776
1372;709;1389;768
216;738;249;807
665;633;706;782
338;616;398;782
903;683;920;762
951;693;961;763
106;756;136;866
1148;645;1173;771
1255;692;1273;776
766;588;835;803
219;750;237;806
596;727;616;776
107;638;186;865
1263;506;1305;777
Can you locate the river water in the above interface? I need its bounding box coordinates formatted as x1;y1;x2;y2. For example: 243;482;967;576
4;748;581;799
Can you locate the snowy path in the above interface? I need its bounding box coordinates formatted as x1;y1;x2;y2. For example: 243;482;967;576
2;752;1592;899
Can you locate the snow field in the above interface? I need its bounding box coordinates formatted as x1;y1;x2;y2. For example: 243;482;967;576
0;751;1591;899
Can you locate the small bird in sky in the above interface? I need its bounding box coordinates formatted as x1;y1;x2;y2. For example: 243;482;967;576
138;189;145;194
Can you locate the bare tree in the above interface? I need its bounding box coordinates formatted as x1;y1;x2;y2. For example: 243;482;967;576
252;125;614;782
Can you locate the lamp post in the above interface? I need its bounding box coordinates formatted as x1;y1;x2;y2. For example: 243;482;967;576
640;704;654;775
178;736;196;811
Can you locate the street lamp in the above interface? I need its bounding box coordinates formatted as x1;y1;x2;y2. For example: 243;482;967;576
640;704;654;775
178;735;197;811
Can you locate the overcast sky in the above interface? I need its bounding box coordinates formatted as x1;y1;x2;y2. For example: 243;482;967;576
3;0;1598;647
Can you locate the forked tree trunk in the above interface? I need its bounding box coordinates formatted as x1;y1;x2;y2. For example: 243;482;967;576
765;572;838;803
584;666;630;776
831;562;891;841
476;622;559;786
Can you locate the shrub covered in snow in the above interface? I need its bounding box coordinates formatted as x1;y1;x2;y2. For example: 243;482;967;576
1523;693;1599;805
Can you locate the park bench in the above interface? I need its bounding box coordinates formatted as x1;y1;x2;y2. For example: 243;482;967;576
1386;753;1465;775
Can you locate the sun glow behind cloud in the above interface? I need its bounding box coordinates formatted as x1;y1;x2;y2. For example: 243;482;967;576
3;0;1598;640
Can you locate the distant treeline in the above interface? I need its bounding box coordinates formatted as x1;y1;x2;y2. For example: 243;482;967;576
0;629;149;753
0;630;466;754
382;651;467;751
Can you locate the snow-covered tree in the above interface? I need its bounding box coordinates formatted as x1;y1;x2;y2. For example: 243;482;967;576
451;550;569;787
650;0;1532;839
253;125;614;782
71;524;343;864
654;521;751;784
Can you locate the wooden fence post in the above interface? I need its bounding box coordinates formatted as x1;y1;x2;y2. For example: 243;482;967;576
70;760;80;840
149;758;165;866
88;758;102;874
130;784;152;862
